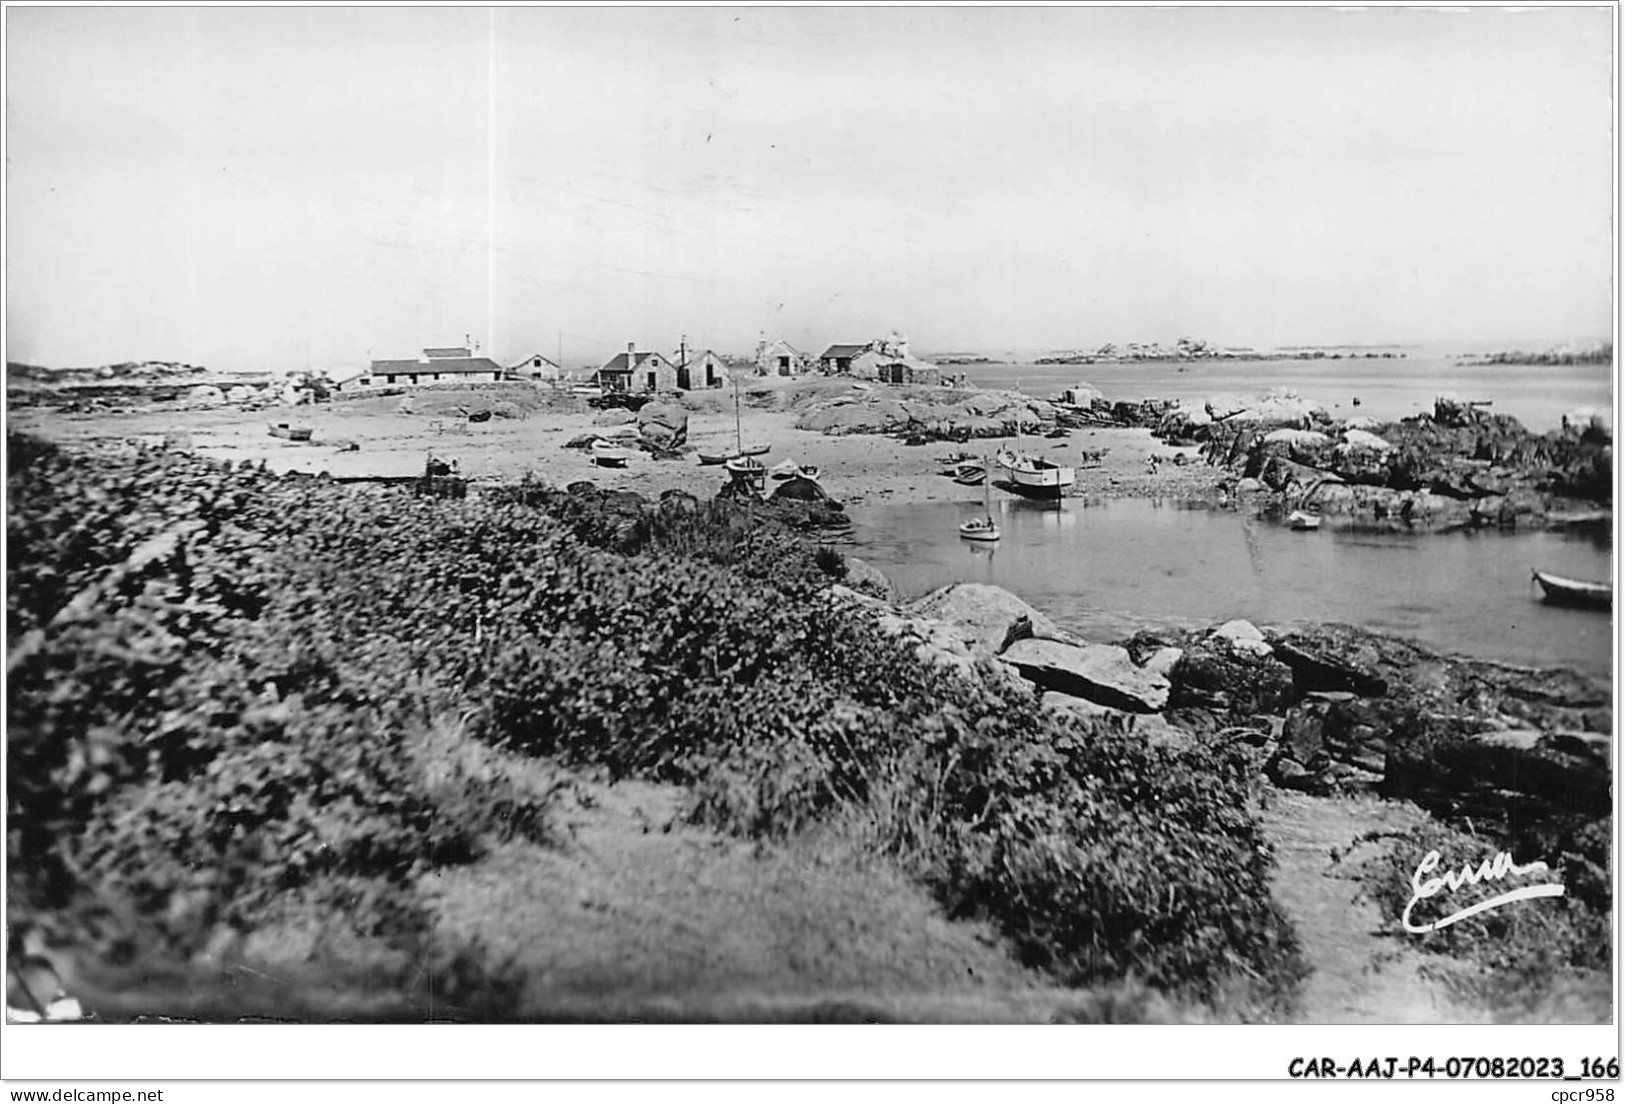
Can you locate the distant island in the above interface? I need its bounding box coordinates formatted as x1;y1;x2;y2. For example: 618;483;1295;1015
1467;343;1612;367
1032;339;1406;366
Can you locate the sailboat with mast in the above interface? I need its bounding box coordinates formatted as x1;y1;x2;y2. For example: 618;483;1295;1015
700;379;772;466
959;455;1001;542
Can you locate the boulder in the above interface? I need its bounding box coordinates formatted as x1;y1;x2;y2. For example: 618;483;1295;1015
1168;630;1295;716
822;588;1027;692
1062;382;1105;407
909;583;1074;653
1339;428;1392;452
638;402;689;449
999;639;1170;712
843;557;899;603
769;475;838;504
1141;646;1184;680
186;384;225;407
1212;619;1272;658
1265;624;1409;697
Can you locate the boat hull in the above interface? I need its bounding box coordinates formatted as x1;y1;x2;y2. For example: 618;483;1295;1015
590;443;633;468
725;458;767;484
994;450;1074;499
1532;569;1611;610
959;522;1000;542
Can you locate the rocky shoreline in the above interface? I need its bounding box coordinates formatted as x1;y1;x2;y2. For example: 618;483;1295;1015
1150;393;1612;533
829;576;1610;862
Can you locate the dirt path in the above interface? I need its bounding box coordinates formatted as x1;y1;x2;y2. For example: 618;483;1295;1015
1261;790;1484;1024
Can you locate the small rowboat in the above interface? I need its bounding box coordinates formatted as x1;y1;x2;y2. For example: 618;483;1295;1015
959;516;1000;542
697;451;732;466
590;440;633;467
951;463;986;486
1531;568;1611;610
738;442;771;457
1287;509;1322;531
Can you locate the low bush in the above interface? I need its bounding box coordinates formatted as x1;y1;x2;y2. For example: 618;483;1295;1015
9;433;1303;1012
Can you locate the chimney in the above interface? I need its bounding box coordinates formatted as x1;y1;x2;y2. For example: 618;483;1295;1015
627;341;636;368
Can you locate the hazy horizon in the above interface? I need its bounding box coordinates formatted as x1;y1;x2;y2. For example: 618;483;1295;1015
6;6;1614;372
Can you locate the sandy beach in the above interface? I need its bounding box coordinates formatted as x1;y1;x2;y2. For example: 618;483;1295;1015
8;378;1226;509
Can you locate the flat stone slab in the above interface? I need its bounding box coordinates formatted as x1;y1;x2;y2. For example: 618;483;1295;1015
1000;639;1170;713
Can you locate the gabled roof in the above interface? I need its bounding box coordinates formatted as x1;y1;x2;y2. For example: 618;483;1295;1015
821;343;868;360
370;359;423;374
511;353;559;369
600;351;664;372
672;348;720;362
424;346;471;359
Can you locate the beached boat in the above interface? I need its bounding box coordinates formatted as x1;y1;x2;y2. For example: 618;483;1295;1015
268;422;313;442
1287;509;1322;531
590;440;633;468
704;381;772;468
951;463;987;486
1531;568;1611;610
994;449;1074;500
725;455;767;486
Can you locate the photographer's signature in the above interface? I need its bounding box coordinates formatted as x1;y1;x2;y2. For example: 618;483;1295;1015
1402;849;1565;934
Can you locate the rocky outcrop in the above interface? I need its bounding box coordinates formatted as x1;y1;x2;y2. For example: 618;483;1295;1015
999;639;1170;713
823;584;1027;691
795;390;1058;442
637;402;689;450
1384;721;1611;821
1167;623;1294;716
908;583;1075;653
1216;398;1613;530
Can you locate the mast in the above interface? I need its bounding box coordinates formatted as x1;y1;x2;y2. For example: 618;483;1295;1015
983;454;994;522
734;379;743;452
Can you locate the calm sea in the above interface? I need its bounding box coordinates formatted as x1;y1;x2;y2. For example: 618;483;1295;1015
956;346;1613;433
847;350;1612;678
846;497;1613;680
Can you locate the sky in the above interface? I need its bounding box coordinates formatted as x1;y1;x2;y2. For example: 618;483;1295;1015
4;5;1615;371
